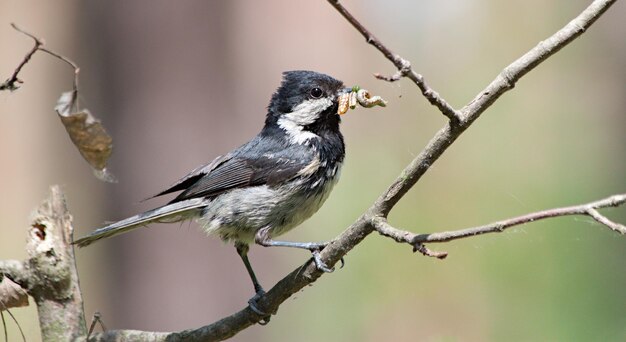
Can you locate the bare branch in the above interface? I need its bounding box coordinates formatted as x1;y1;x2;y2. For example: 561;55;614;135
91;0;621;339
1;1;618;340
1;24;115;182
371;194;626;254
327;0;461;123
39;47;80;94
1;23;80;95
459;0;616;125
412;242;449;259
367;0;617;217
587;208;626;234
0;23;43;91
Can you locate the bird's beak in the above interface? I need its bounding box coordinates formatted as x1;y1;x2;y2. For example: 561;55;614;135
339;87;352;95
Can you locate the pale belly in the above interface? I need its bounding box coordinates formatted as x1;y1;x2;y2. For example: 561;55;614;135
198;174;339;244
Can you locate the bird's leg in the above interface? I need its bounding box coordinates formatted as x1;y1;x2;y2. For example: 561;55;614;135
254;226;336;273
236;243;264;294
235;242;271;324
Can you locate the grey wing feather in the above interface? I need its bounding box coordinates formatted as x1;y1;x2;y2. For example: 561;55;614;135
155;138;315;202
172;158;256;201
73;198;207;247
172;155;310;201
150;154;229;199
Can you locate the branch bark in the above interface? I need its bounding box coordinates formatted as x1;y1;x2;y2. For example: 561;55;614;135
0;0;620;340
327;0;460;122
372;193;626;256
86;0;620;340
0;186;87;340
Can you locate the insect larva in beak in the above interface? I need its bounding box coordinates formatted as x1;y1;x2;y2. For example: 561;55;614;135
348;91;358;110
337;93;350;115
356;89;387;108
337;86;387;115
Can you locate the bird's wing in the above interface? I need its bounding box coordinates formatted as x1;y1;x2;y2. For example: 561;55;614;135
151;154;229;198
171;151;311;202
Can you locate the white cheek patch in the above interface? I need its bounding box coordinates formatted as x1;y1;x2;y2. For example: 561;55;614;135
277;97;333;144
284;97;333;125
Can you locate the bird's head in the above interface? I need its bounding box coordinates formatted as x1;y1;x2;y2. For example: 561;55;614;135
265;70;349;144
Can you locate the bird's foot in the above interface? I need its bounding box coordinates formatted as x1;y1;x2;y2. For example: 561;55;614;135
248;288;271;325
311;249;334;273
308;242;345;273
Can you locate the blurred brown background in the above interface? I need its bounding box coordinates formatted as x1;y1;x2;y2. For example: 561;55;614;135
1;1;625;341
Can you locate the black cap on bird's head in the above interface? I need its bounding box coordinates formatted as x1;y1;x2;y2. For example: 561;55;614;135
269;70;345;114
265;71;348;139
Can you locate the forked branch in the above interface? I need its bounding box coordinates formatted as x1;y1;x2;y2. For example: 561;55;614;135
372;194;626;257
89;0;620;339
0;0;619;340
1;23;79;92
327;0;461;122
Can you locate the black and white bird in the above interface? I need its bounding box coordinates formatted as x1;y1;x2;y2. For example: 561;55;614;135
74;70;348;312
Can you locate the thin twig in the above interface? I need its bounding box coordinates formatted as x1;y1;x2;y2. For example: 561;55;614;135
0;303;25;342
586;208;626;233
7;308;25;342
0;23;43;91
0;23;80;104
372;194;626;255
87;312;106;339
39;47;81;112
412;243;448;259
327;0;461;123
39;47;80;93
1;310;6;342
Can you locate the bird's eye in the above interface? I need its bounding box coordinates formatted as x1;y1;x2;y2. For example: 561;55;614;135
310;87;324;99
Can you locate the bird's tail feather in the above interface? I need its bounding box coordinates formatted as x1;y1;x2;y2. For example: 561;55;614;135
73;198;207;247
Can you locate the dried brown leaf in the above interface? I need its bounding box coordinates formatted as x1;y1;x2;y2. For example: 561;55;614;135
55;91;115;182
0;278;29;310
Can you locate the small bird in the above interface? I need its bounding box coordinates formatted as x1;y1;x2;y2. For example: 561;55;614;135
74;70;348;314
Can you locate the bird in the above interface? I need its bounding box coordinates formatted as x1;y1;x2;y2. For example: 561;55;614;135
73;70;348;316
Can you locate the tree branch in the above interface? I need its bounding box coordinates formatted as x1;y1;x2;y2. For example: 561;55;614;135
1;23;80;95
327;0;461;122
367;0;618;217
2;1;618;340
87;0;619;339
0;23;43;91
372;194;626;256
458;0;616;126
0;187;87;340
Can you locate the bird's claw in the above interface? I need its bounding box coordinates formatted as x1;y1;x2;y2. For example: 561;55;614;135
248;289;271;325
311;249;334;273
309;242;346;272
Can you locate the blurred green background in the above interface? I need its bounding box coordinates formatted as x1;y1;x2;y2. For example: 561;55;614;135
1;1;624;341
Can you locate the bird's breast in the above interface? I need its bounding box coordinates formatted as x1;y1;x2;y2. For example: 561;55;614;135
268;161;342;237
199;161;342;243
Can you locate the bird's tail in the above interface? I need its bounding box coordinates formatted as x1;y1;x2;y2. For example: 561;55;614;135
73;198;207;247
